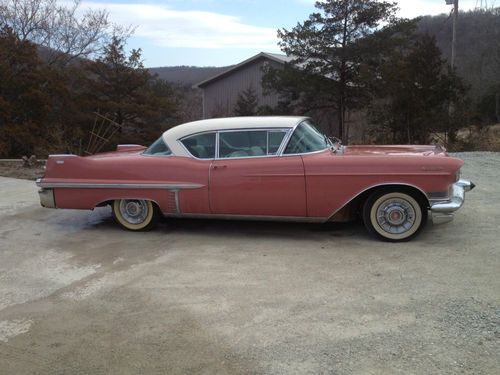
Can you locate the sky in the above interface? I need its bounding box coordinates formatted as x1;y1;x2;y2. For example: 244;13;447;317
79;0;487;67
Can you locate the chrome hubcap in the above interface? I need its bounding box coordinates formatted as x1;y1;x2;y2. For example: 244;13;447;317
376;199;415;234
119;199;148;224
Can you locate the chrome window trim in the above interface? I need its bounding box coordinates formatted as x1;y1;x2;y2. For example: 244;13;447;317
215;131;220;159
215;128;291;160
140;153;174;158
280;148;331;158
271;129;290;156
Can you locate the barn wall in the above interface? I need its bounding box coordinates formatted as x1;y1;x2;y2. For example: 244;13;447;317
202;58;283;118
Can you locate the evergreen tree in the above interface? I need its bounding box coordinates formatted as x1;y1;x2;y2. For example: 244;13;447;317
265;0;398;138
369;35;468;144
0;26;70;156
83;35;177;145
233;87;258;116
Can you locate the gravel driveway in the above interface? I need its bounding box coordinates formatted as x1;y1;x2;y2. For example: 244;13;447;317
0;152;498;374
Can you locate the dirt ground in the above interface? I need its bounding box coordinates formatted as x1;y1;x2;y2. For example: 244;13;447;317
0;161;45;181
0;152;498;374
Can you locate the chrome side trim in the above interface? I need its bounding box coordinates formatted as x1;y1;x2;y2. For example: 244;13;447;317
169;189;181;213
36;181;204;190
162;213;326;223
307;171;450;176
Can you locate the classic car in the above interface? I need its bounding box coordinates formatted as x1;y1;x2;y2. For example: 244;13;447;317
36;116;475;241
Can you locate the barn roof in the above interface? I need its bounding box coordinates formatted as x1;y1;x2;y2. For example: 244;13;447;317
193;52;293;89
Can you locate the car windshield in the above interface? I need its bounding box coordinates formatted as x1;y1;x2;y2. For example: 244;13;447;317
143;137;172;156
284;120;334;154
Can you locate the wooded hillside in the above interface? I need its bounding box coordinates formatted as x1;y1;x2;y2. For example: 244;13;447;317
419;9;500;102
0;0;498;158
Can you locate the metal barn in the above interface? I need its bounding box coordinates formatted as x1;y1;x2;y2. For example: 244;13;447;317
194;52;292;118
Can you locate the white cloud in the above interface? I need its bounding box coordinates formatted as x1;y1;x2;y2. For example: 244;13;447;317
296;0;478;18
81;2;279;50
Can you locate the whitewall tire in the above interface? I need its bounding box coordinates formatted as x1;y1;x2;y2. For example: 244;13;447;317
112;199;158;231
363;190;427;242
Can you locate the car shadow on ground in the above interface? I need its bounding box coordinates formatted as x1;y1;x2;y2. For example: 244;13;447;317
84;206;370;242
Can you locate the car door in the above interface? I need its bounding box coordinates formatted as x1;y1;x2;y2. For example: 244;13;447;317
209;129;307;217
176;131;216;214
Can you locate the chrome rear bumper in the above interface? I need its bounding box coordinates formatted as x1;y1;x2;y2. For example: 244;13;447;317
36;178;56;208
430;179;475;224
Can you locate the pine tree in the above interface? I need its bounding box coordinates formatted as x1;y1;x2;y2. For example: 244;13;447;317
265;0;398;138
233;87;258;116
0;26;70;156
369;35;468;144
83;35;177;145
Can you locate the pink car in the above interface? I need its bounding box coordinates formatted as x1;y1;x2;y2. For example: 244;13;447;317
36;117;475;241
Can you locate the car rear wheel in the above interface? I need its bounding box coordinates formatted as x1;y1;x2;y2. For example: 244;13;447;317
363;190;427;242
112;199;158;231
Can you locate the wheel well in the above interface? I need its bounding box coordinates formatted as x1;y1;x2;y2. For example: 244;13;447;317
338;184;430;217
95;199;161;211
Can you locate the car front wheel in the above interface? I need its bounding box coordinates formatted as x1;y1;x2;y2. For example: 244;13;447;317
363;190;427;242
112;199;158;231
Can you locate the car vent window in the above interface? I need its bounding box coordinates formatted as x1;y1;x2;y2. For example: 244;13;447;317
143;137;172;156
284;121;328;154
181;132;216;159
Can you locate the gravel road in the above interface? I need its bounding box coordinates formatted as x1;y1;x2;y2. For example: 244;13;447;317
0;152;498;374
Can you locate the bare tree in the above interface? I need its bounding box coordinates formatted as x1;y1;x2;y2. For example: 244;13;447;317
0;0;129;66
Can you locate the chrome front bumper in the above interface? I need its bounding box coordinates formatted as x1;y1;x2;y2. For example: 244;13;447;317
430;179;475;224
36;178;56;208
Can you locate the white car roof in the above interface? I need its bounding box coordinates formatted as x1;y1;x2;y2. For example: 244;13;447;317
163;116;309;157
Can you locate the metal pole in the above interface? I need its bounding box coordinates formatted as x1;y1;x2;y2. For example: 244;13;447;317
451;0;458;69
496;92;499;123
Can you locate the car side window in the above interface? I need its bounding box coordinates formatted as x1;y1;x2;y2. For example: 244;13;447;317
218;130;288;158
219;131;267;158
181;132;216;159
143;137;172;156
268;131;287;155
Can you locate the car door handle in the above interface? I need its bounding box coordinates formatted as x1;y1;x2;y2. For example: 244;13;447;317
212;165;227;170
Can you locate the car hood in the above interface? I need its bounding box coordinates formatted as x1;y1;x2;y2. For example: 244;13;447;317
342;144;447;157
